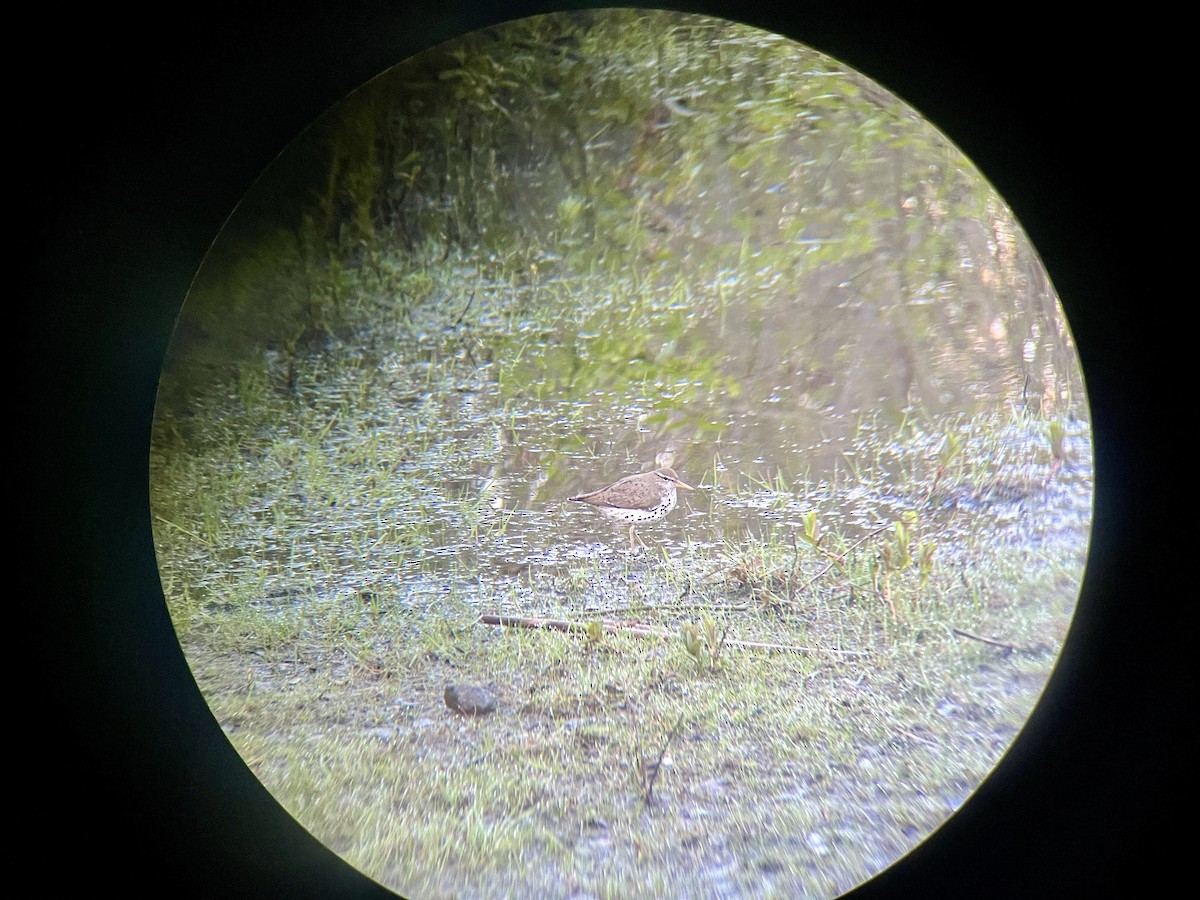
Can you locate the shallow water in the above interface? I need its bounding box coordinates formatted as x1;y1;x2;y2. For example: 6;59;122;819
156;272;1090;622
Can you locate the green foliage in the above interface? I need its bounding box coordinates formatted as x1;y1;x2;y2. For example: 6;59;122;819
163;6;1062;432
917;541;936;589
680;613;726;672
232;354;271;415
1047;419;1066;462
585;620;605;646
798;509;822;546
939;432;965;470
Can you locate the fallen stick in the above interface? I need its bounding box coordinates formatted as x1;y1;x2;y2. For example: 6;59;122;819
643;711;686;808
795;522;892;594
478;613;869;656
951;626;1021;652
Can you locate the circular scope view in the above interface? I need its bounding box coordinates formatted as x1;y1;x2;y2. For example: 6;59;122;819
150;10;1092;898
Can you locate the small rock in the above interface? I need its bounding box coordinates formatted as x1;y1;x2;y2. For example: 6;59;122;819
444;683;497;715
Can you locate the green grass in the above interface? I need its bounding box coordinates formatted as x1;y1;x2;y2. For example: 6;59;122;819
157;430;1082;896
154;336;1084;896
173;491;1078;897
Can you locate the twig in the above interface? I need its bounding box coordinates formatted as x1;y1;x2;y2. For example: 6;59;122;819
951;626;1021;652
478;613;869;656
644;712;686;807
451;289;475;328
788;528;800;605
712;621;733;668
795;522;891;595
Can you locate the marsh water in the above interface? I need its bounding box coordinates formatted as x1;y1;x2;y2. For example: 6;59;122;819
264;273;1072;560
156;188;1089;612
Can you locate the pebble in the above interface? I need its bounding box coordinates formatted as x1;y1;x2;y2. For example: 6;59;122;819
444;683;498;715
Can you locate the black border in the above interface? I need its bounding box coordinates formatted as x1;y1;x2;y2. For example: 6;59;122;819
30;3;1175;897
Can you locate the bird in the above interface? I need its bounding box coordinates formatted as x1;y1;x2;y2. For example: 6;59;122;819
569;466;695;550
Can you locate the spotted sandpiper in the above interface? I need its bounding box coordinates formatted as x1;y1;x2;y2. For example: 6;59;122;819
570;466;695;550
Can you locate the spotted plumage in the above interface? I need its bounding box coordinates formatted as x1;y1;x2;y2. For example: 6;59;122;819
570;466;694;549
